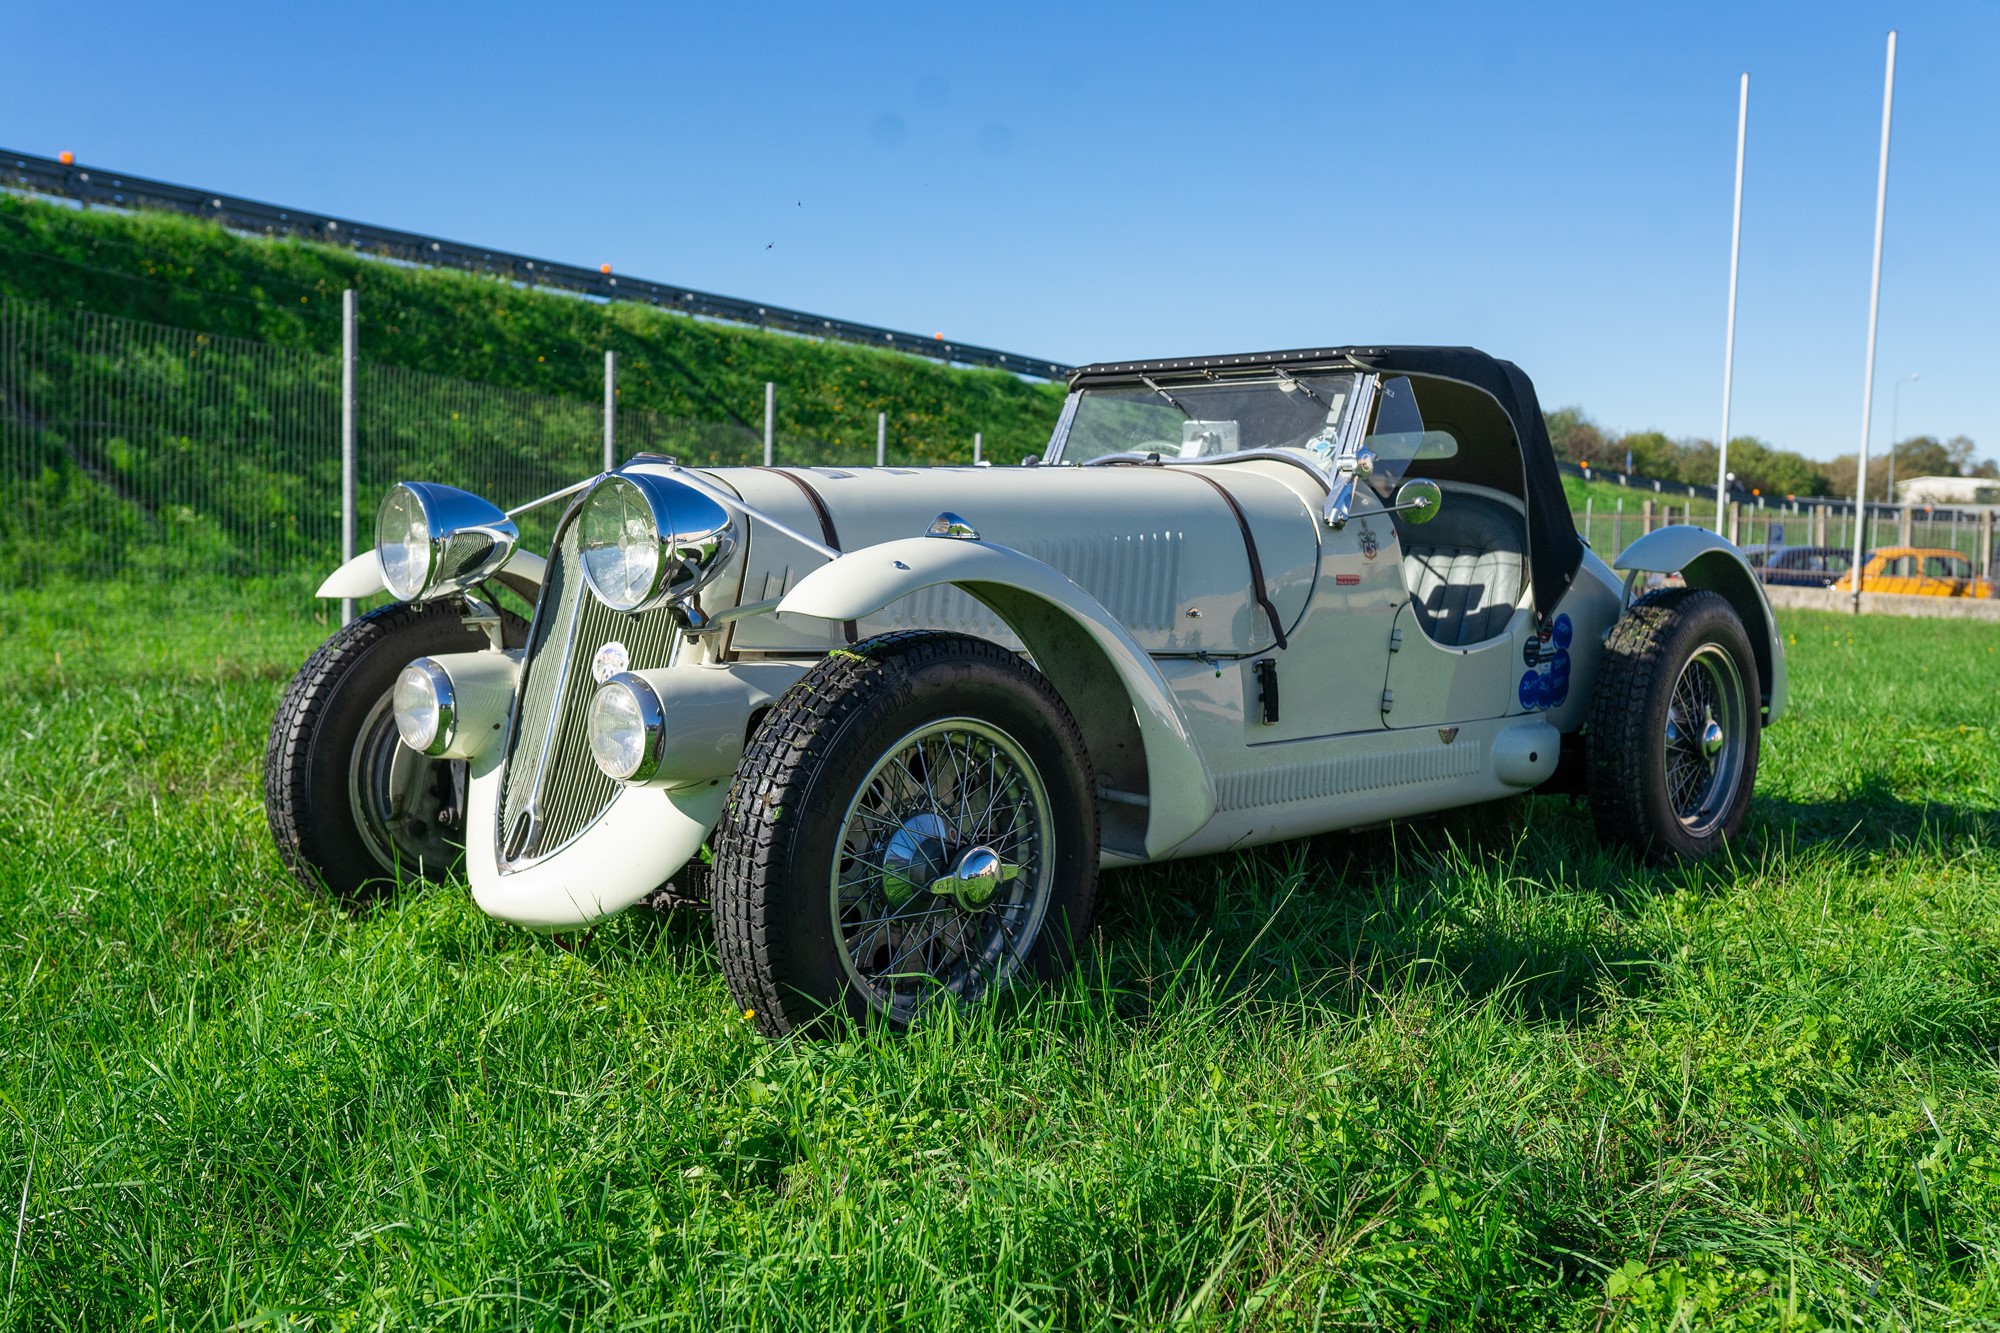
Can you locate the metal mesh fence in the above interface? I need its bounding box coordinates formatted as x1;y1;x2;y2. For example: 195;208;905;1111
0;294;905;618
1571;496;1994;569
7;291;1992;628
1566;465;1997;573
1;297;343;596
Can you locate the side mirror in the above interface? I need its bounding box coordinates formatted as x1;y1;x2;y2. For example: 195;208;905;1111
1390;478;1444;524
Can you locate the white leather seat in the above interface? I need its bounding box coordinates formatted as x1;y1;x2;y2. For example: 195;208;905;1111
1396;492;1525;646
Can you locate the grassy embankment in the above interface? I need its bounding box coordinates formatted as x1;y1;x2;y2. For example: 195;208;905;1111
1;588;1996;1328
0;192;1067;465
0;191;1068;613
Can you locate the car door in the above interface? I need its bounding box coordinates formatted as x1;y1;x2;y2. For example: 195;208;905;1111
1925;553;1973;596
1378;486;1529;730
1380;600;1522;729
1878;554;1915;594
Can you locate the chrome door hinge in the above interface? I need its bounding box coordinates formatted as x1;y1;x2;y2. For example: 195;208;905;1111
1380;689;1394;713
1389;627;1404;653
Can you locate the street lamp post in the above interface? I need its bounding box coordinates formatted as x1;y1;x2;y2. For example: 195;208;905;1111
1886;372;1919;503
1848;30;1898;613
1714;72;1751;535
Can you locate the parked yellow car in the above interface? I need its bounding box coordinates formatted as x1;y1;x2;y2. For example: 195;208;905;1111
1836;546;1994;598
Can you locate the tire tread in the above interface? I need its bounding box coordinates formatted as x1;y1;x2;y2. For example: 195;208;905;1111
712;631;1092;1037
263;600;521;903
1586;587;1756;862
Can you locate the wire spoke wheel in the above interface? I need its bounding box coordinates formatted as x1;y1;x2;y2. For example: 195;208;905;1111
712;631;1098;1039
1588;587;1763;864
1660;643;1749;837
830;719;1056;1024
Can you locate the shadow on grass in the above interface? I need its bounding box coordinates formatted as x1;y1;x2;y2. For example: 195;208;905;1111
1748;776;1999;852
1087;776;1999;1032
433;778;1999;1039
1093;798;1667;1028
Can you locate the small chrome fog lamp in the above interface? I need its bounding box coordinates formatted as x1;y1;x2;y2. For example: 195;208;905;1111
586;674;665;782
576;472;736;613
392;658;456;755
375;482;520;602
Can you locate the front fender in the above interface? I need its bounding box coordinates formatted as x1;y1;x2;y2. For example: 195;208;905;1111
1615;527;1787;722
314;548;548;603
779;536;1214;859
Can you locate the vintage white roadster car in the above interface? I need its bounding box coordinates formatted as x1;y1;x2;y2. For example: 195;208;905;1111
267;346;1785;1035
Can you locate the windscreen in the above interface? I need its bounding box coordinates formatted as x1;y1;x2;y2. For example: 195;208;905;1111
1360;375;1460;499
1054;372;1364;465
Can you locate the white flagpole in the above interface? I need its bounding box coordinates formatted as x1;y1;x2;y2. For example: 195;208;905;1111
1850;31;1897;612
1715;73;1749;535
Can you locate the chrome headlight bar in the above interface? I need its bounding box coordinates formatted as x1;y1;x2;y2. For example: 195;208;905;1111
376;482;520;602
576;471;738;613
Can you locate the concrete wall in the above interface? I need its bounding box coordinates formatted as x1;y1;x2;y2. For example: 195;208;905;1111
1764;585;2000;622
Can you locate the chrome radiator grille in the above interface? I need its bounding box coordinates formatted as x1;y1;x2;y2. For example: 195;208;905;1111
497;521;679;868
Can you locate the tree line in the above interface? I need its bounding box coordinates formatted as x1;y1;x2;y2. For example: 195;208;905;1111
1544;406;1993;501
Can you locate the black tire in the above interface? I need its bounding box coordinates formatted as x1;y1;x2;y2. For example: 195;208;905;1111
264;599;527;905
713;631;1099;1038
1587;588;1762;864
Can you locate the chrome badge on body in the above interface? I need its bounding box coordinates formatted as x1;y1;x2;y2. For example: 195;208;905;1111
592;640;630;686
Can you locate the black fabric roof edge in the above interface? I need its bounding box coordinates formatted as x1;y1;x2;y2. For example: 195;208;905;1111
1068;344;1584;619
1066;346;1402;382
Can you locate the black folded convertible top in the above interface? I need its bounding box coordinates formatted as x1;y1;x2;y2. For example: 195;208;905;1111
1066;346;1584;619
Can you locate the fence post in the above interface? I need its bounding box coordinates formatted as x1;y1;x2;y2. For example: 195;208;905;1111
1897;504;1913;546
973;431;982;465
603;350;617;472
1614;499;1624;554
341;288;357;627
1980;510;1995;577
763;382;775;466
876;412;886;467
1584;497;1593;550
1642;499;1655;534
1727;502;1740;545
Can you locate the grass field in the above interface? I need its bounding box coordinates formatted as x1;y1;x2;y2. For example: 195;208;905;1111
2;588;1997;1330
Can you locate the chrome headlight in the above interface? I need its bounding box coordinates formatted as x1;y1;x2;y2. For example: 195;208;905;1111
392;658;456;756
586;674;664;781
375;482;520;602
577;472;736;612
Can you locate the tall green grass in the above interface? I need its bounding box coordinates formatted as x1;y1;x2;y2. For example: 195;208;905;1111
0;598;1995;1329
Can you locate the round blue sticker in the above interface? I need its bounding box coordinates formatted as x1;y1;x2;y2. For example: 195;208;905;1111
1519;671;1543;710
1552;614;1573;649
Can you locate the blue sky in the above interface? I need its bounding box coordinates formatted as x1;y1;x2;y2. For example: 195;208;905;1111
4;1;1994;462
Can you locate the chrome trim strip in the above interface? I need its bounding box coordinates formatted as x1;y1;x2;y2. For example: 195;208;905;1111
515;544;592;859
662;464;841;561
505;475;602;521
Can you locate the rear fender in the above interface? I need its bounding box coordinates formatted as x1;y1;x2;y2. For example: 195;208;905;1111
1615;527;1787;721
315;548;548;604
777;536;1214;859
